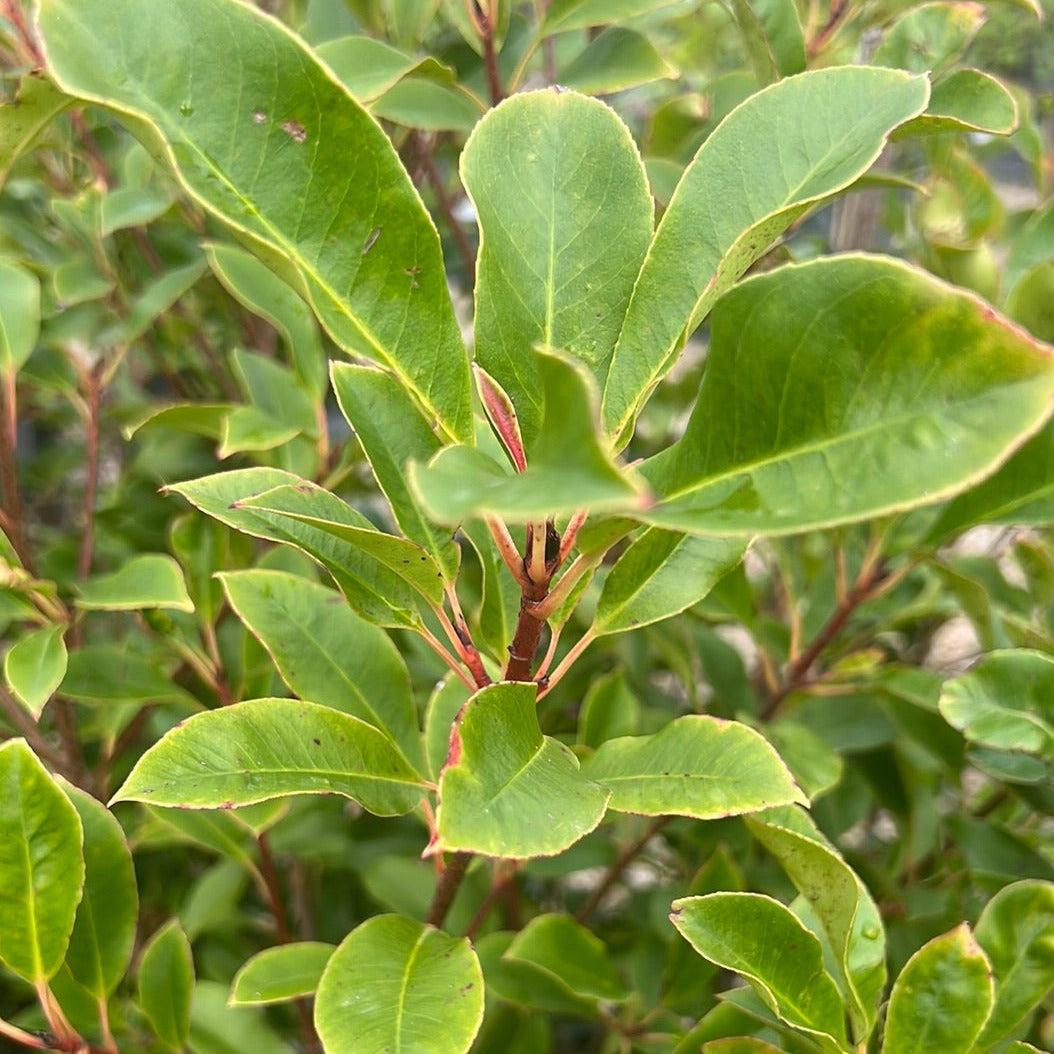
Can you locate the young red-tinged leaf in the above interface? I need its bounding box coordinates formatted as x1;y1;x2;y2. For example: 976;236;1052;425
475;365;526;472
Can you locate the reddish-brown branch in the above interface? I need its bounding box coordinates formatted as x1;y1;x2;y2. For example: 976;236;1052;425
577;816;671;922
426;850;471;928
807;0;848;58
414;134;476;283
478;3;504;105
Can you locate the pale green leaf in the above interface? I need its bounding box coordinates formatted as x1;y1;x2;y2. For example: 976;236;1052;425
975;880;1054;1046
729;0;805;83
122;402;230;442
0;73;70;189
219;569;423;768
544;0;680;34
670;892;847;1045
371;78;483;133
898;69;1017;137
577;670;640;749
561;27;677;95
0;256;41;374
873;1;986;72
315;35;454;103
881;924;993;1054
230;942;334;1007
641;255;1054;537
601;67;929;440
461;88;652;443
112;698;428;816
314;914;484;1054
98;186;172;237
60;645;197;708
437;682;609;858
0;740;84;982
75;554;194;613
582;715;806;819
139;920;194;1050
424;676;470;782
39;0;473;443
4;624;67;719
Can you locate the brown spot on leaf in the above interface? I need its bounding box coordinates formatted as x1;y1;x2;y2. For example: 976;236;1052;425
253;110;267;124
281;119;307;143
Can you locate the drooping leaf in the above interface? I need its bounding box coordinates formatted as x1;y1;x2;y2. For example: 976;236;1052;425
39;0;473;443
61;782;138;1000
670;892;847;1046
593;529;747;636
0;740;84;983
974;880;1054;1046
880;924;993;1054
75;553;194;613
0;73;70;189
561;27;677;95
112;698;429;816
437;682;609;858
601;67;929;440
581;715;805;820
461;88;652;443
639;255;1054;537
503;914;628;1002
0;256;41;374
219;570;423;768
138;920;194;1051
745;805;885;1040
331;361;459;579
314;915;484;1054
230;942;334;1007
898;69;1017;137
3;624;67;719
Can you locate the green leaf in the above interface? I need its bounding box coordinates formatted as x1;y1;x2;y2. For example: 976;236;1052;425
168;468;421;628
581;715;805;820
974;880;1054;1046
412;351;645;524
219;570;423;768
561;27;677;95
206;242;324;398
745;805;885;1040
437;682;609;858
112;698;428;816
424;676;470;782
331;361;459;579
98;185;172;237
503;914;628;1001
670;892;847;1046
60;645;196;708
881;924;993;1054
314;914;484;1054
138;920;194;1050
1009;261;1054;344
117;257;209;345
939;650;1054;757
0;740;84;983
601;67;929;440
0;256;40;375
39;0;473;444
61;782;138;999
729;0;805;83
873;1;986;72
371;78;483;133
461;88;652;443
4;624;67;719
123;402;230;442
229;942;334;1007
315;35;454;102
593;530;746;636
75;553;194;613
577;670;640;749
640;255;1054;537
543;0;679;34
0;73;70;189
898;69;1017;137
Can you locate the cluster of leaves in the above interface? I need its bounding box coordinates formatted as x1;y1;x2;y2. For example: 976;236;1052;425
1;0;1054;1052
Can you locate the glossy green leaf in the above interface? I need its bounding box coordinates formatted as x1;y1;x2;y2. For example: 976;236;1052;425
314;914;484;1054
593;529;746;636
219;570;423;768
437;682;609;858
230;942;334;1007
61;782;137;999
640;255;1054;537
3;624;67;719
939;650;1054;757
315;35;453;102
112;698;429;816
881;924;993;1054
899;69;1017;137
75;553;194;612
0;256;40;374
331;361;458;579
1009;260;1054;344
461;88;652;443
543;0;679;33
138;920;194;1050
745;805;885;1040
206;242;324;398
504;914;627;1001
168;468;421;627
974;880;1054;1046
561;27;677;95
602;67;929;440
670;892;847;1045
39;0;473;443
0;740;84;983
582;715;805;820
0;73;70;188
873;1;986;72
412;351;645;524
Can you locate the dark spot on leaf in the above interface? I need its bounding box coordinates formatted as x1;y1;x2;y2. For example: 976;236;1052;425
313;738;321;746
